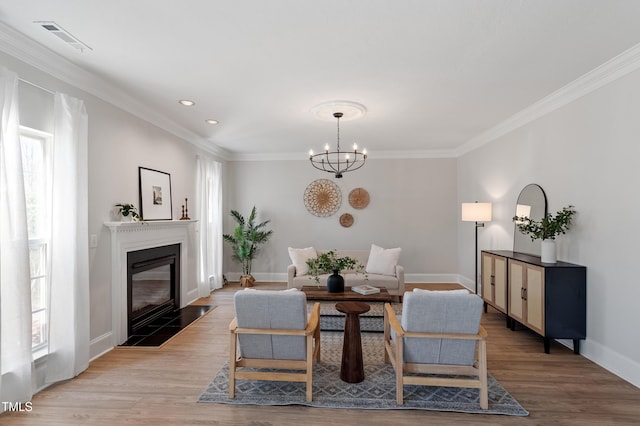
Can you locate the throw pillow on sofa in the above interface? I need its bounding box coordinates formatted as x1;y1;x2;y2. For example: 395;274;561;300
365;244;401;276
288;247;317;276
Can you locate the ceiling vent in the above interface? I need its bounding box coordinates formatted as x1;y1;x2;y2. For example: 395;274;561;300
34;21;92;52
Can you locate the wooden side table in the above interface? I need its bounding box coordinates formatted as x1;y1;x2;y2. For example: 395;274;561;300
335;301;370;383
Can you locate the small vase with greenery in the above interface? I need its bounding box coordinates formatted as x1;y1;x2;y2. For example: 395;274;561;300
115;203;141;222
306;250;366;292
513;205;576;241
223;206;273;287
513;205;576;263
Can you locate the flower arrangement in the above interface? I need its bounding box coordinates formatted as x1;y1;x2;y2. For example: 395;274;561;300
513;205;576;241
306;250;366;284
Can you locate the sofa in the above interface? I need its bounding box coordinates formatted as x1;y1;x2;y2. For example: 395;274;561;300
287;246;405;296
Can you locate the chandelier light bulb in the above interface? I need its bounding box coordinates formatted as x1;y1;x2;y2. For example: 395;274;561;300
363;148;367;156
308;102;367;178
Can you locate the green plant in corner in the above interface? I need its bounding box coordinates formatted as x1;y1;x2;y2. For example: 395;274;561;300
513;205;576;241
222;206;273;287
306;249;367;285
115;203;141;222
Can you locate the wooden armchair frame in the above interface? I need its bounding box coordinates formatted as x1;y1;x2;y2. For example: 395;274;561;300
229;302;321;402
383;302;488;409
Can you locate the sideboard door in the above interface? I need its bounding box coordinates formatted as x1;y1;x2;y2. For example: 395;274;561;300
509;260;525;324
525;265;545;335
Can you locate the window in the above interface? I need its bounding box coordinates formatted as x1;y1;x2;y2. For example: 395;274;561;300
20;126;52;353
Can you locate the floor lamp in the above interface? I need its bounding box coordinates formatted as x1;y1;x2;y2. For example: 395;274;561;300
461;202;492;295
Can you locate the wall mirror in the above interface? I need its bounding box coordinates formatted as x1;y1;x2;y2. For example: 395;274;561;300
513;184;547;255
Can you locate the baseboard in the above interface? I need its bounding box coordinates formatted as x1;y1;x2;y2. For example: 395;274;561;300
184;287;200;306
405;273;464;284
572;338;640;388
225;272;288;282
90;332;114;361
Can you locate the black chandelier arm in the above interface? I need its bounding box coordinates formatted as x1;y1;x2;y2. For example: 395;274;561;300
308;110;367;178
309;151;367;178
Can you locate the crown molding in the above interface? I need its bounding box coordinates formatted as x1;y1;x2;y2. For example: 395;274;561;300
455;41;640;157
0;22;230;160
227;148;457;162
5;21;638;163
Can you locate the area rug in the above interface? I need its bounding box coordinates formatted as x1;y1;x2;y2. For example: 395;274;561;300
313;301;400;333
198;332;528;416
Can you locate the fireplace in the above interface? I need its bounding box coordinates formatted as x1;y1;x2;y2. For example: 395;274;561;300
105;220;195;347
127;244;181;337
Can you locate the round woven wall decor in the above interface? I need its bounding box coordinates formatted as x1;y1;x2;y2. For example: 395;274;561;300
348;188;370;209
304;179;342;217
339;213;354;227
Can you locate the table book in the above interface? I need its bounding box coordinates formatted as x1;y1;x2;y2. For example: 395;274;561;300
352;285;380;295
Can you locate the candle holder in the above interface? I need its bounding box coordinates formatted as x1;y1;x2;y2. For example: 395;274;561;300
180;198;191;220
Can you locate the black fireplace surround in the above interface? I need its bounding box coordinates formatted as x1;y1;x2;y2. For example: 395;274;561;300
127;244;181;337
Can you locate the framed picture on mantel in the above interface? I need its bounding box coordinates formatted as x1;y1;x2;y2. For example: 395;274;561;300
138;167;172;220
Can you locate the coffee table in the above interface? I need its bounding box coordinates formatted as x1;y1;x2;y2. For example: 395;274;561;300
301;286;395;302
335;301;370;383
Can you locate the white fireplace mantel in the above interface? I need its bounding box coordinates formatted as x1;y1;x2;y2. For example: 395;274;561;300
105;220;197;345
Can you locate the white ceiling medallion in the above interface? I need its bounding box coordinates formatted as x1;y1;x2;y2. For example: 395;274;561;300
310;100;367;122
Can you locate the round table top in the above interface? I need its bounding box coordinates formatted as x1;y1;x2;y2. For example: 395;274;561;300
335;301;370;315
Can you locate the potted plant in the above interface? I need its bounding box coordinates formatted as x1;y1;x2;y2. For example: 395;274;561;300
306;250;366;293
513;205;576;263
223;206;273;287
115;203;141;222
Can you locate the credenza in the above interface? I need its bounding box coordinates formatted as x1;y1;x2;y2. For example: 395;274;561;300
481;250;586;354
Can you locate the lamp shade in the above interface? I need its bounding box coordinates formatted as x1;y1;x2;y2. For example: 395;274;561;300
461;202;492;222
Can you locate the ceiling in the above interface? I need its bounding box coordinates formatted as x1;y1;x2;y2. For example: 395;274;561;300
2;0;640;159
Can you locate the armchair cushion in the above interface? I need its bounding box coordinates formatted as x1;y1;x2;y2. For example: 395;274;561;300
412;288;470;295
234;289;308;360
365;244;401;276
401;291;483;365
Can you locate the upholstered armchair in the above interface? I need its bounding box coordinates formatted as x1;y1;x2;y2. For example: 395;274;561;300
383;290;488;409
229;289;321;402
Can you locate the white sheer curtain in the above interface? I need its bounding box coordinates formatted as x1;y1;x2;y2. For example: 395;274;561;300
45;93;89;383
0;68;34;406
196;155;223;296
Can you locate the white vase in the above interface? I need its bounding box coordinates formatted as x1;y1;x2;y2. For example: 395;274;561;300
120;214;133;222
540;239;557;263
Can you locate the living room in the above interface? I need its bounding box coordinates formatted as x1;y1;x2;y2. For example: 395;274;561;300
2;1;640;424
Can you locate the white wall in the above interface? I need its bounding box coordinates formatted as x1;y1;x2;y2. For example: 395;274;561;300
0;51;223;359
457;66;640;387
6;36;640;389
225;158;460;283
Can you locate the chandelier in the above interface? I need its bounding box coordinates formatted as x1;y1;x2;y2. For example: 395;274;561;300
309;111;367;178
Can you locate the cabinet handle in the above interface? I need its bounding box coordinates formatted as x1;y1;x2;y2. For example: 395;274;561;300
521;288;525;300
523;288;528;301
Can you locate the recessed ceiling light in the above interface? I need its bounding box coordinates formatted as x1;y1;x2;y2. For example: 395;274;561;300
179;100;195;106
205;119;219;125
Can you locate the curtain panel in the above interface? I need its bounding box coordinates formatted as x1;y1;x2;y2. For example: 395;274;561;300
196;156;223;295
45;93;90;383
0;67;35;406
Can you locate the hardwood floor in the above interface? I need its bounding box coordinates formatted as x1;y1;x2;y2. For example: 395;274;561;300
3;283;639;425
